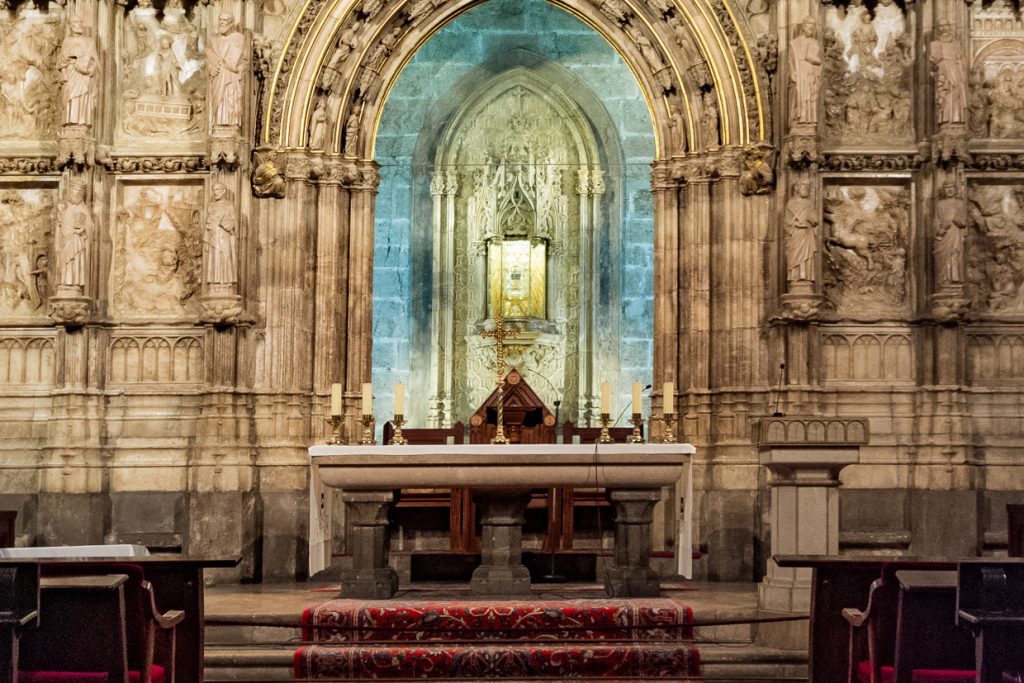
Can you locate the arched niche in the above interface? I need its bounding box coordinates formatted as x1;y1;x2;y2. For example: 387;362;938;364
407;61;629;427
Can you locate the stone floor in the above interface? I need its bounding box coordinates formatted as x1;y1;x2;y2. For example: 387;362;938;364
204;579;810;681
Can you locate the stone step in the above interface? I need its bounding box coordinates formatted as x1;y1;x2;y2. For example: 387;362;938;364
698;644;808;683
204;646;295;682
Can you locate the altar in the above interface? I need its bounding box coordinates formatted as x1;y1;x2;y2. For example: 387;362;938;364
309;443;694;598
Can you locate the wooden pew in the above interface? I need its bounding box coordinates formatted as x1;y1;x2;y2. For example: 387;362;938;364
0;562;39;682
957;560;1024;683
776;555;957;683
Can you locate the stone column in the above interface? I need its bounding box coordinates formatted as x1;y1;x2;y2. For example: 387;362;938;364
470;489;532;596
756;417;868;612
605;489;663;597
428;168;457;428
339;490;398;599
651;160;681;426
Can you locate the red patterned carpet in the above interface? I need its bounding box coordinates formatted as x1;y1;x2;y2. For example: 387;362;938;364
294;598;701;680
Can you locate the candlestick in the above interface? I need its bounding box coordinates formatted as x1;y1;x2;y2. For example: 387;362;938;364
600;381;611;415
663;381;674;415
361;382;373;415
662;412;677;444
597;412;615;444
628;412;644;443
325;415;344;444
330;383;342;417
359;414;375;445
388;414;408;445
394;383;404;416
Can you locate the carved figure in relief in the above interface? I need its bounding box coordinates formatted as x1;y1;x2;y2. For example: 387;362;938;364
360;0;384;19
823;186;910;314
207;12;247;128
0;10;61;139
929;22;966;125
405;0;436;25
598;0;631;25
699;90;719;148
251;149;286;198
57;183;90;291
111;186;202;317
934;183;967;285
0;189;52;316
32;254;48;306
850;11;880;72
968;67;991;137
58;19;99;126
988;72;1024;139
786;180;817;282
966;185;1024;314
204;183;238;287
343;107;360;157
739;143;775;196
789;16;822;128
308;96;327;149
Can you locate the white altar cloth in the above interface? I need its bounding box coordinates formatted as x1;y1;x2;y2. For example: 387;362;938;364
308;443;694;578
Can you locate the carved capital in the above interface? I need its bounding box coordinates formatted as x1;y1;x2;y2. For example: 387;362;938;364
49;295;91;327
57;126;95;170
713;147;745;178
785;134;819;168
780;292;822;321
200;293;243;326
676;156;718;183
933;124;969;167
210;138;242;170
930;288;970;324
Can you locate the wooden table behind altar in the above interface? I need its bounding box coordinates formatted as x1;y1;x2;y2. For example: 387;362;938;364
309;443;693;598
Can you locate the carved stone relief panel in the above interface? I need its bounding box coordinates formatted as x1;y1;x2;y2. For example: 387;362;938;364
0;187;54;319
0;335;55;385
821;328;914;383
117;0;207;144
965;183;1024;315
108;331;203;384
822;2;913;147
109;182;203;319
967;331;1024;384
968;3;1024;140
823;183;911;317
0;5;62;141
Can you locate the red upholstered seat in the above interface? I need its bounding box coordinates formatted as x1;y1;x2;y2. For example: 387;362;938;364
857;661;975;683
18;666;166;682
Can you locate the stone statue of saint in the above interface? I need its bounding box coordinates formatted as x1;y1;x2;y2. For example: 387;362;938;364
207;13;247;128
786;180;818;282
309;98;327;150
344;109;360;157
58;19;99;126
789;16;821;128
205;183;238;287
934;182;967;284
930;22;966;125
58;183;91;291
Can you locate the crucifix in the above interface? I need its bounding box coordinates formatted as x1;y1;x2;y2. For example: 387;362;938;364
480;263;519;444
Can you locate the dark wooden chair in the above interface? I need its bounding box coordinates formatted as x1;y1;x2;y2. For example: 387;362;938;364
0;563;39;682
957;561;1024;683
19;563;184;683
842;562;973;683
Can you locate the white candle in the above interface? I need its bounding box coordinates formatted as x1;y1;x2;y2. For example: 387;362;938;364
632;381;642;415
600;381;611;415
663;381;674;414
394;383;404;416
330;383;342;417
361;382;373;415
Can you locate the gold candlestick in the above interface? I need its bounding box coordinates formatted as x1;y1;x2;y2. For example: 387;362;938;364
628;413;644;443
359;414;375;445
325;415;344;445
662;412;678;444
388;415;408;445
597;412;615;443
481;301;518;445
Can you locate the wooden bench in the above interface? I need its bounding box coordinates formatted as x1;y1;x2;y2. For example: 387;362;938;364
957;560;1024;683
0;562;39;682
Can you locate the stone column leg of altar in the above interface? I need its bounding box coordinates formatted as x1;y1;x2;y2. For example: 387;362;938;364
340;491;398;599
605;489;662;597
470;490;532;596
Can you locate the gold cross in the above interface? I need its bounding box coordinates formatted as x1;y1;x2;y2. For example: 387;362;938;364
480;303;519;444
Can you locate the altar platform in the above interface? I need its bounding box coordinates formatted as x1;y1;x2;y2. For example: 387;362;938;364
203;580;809;682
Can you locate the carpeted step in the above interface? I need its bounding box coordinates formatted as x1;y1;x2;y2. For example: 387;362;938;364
294;642;701;679
302;598;694;643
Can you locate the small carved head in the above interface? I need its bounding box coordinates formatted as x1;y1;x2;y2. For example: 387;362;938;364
68;182;87;203
217;12;236;34
941;182;958;199
937;21;954;40
212;182;229;200
68;18;85;35
793;179;812;198
798;16;817;38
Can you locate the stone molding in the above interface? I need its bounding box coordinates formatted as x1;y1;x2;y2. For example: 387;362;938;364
819;152;925;172
99;154;210;175
0;157;60;175
756;416;869;447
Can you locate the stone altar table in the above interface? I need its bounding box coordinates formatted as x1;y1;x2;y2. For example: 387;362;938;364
309;443;694;598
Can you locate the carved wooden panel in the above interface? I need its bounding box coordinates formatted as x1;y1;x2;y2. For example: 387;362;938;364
108;333;203;384
967;332;1024;384
0;336;55;385
821;329;914;383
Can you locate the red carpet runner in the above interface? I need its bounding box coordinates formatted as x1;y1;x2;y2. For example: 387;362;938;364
295;598;701;679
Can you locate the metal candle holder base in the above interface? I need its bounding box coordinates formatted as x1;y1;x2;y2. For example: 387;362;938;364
628;413;644;443
388;415;408;445
597;412;615;443
359;414;376;445
326;415;344;445
662;412;677;444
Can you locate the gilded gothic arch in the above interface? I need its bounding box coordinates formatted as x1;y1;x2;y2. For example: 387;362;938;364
261;0;768;160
